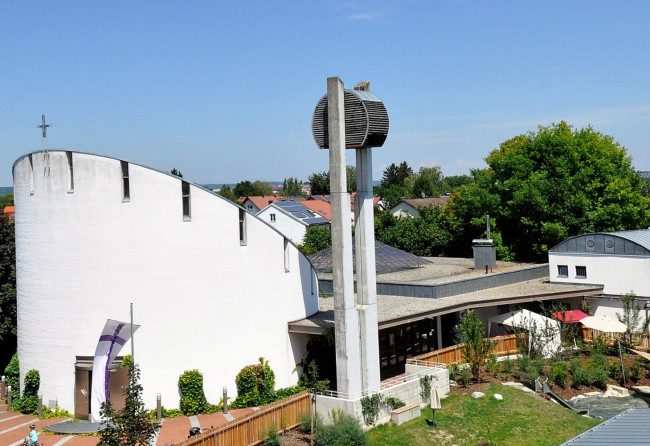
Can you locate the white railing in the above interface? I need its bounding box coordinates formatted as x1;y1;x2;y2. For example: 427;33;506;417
320;361;446;400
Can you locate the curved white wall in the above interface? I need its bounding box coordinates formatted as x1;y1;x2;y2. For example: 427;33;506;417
13;151;318;411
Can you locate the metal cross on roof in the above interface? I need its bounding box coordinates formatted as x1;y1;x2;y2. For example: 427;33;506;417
37;114;51;138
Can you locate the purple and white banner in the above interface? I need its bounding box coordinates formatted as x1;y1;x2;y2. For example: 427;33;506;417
90;319;139;422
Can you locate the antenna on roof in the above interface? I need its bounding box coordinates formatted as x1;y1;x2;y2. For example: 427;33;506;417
486;214;491;239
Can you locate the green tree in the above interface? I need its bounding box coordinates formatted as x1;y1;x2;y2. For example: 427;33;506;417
233;180;255;198
380;161;412;188
456;310;494;383
442;175;473;193
299;226;332;256
282;177;303;197
0;193;13;208
445;122;650;261
170;168;183;178
405;166;444;198
308;171;330;195
617;293;650;349
252;180;273;196
98;364;160;446
346;165;357;193
217;184;238;202
374;184;408;211
375;206;451;257
0;213;16;370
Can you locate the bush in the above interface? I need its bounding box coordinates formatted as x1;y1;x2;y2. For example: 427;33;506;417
315;410;366;446
4;353;19;392
532;358;548;376
275;385;306;400
231;358;276;408
608;360;622;381
384;396;405;411
24;369;40;396
517;355;532;373
570;359;591;389
298;411;313;433
13;395;38;414
360;393;383;425
502;358;514;375
178;370;210;415
261;423;281;446
486;354;500;377
120;354;133;368
629;358;644;383
459;367;471;387
42;405;74;419
148;406;183;419
551;362;569;388
448;363;459;380
592;368;609;389
419;375;433;403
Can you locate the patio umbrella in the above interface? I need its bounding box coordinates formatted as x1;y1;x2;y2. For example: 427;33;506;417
428;378;441;427
580;316;627;333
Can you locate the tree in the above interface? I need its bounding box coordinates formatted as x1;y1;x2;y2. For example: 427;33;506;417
456;310;494;383
308;171;330;195
442;175;473;193
252;180;273;196
445;122;650;261
170;168;183;178
0;214;16;371
375;206;451;257
299;226;332;256
617;293;650;349
233;180;255;198
405;166;444;198
0;193;13;208
217;184;238;202
98;364;160;446
346;165;356;193
282;177;303;197
380;161;412;188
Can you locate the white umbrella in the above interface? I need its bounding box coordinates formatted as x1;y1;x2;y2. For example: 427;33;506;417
428;378;441;427
580;316;627;333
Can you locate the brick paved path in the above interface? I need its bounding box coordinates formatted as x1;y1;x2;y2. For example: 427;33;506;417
1;403;254;446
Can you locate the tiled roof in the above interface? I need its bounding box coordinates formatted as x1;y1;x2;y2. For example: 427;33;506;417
244;195;280;211
3;206;15;214
398;197;449;208
301;200;331;221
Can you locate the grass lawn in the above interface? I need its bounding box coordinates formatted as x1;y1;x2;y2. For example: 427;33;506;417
367;383;600;446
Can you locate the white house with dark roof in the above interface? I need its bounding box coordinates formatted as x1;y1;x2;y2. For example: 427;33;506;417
257;200;329;245
12;150;319;417
390;197;448;218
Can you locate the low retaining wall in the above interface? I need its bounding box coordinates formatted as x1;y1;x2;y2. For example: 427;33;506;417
315;366;448;427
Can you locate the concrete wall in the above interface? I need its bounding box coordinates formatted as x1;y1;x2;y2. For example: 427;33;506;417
13;151;319;412
549;253;650;297
315;366;448;427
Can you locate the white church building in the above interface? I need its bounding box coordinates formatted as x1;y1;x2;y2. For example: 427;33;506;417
12;150;319;416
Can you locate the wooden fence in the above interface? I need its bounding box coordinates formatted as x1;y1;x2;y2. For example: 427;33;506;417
411;334;519;366
177;391;310;446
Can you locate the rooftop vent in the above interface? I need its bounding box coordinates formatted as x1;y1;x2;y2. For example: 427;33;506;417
311;82;389;150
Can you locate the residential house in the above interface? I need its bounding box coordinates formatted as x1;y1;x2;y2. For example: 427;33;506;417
257;200;329;245
390;197;449;218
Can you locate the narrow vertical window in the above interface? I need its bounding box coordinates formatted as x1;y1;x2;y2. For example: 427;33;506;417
239;208;247;245
284;238;290;272
66;151;74;192
121;161;130;201
270;213;276;222
182;181;191;220
28;154;34;194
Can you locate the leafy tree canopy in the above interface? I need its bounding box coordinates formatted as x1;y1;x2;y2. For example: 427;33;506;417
405;166;444;198
170;168;183;178
308;171;330;195
0;193;13;208
217;184;238;202
0;215;16;343
232;180;273;198
282;177;303;197
444;122;650;261
299;226;332;256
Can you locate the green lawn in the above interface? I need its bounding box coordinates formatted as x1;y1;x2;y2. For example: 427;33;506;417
367;384;600;446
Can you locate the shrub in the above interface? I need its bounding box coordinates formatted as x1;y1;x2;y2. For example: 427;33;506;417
629;358;643;383
608;360;622;381
148;406;182;419
178;370;210;415
42;405;74;419
24;369;40;396
4;353;19;392
298;411;313;433
275;385;306;400
419;375;433;403
315;410;366;446
261;423;281;446
592;368;609;389
360;393;383;425
384;396;405;411
13;395;38;414
448;363;459;380
551;362;568;388
231;358;276;408
486;354;500;377
459;367;471;387
501;358;514;375
120;354;133;368
570;359;591;389
532;358;548;376
298;360;330;395
517;355;532;373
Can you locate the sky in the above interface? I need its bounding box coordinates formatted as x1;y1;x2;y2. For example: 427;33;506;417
1;1;649;187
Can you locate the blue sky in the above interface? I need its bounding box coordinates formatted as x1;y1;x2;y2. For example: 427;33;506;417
2;1;649;187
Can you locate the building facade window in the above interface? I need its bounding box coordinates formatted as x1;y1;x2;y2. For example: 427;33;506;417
239;208;247;245
182;181;191;220
66;151;74;192
270;213;276;222
121;161;130;201
557;265;568;278
575;266;587;279
284;238;290;272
